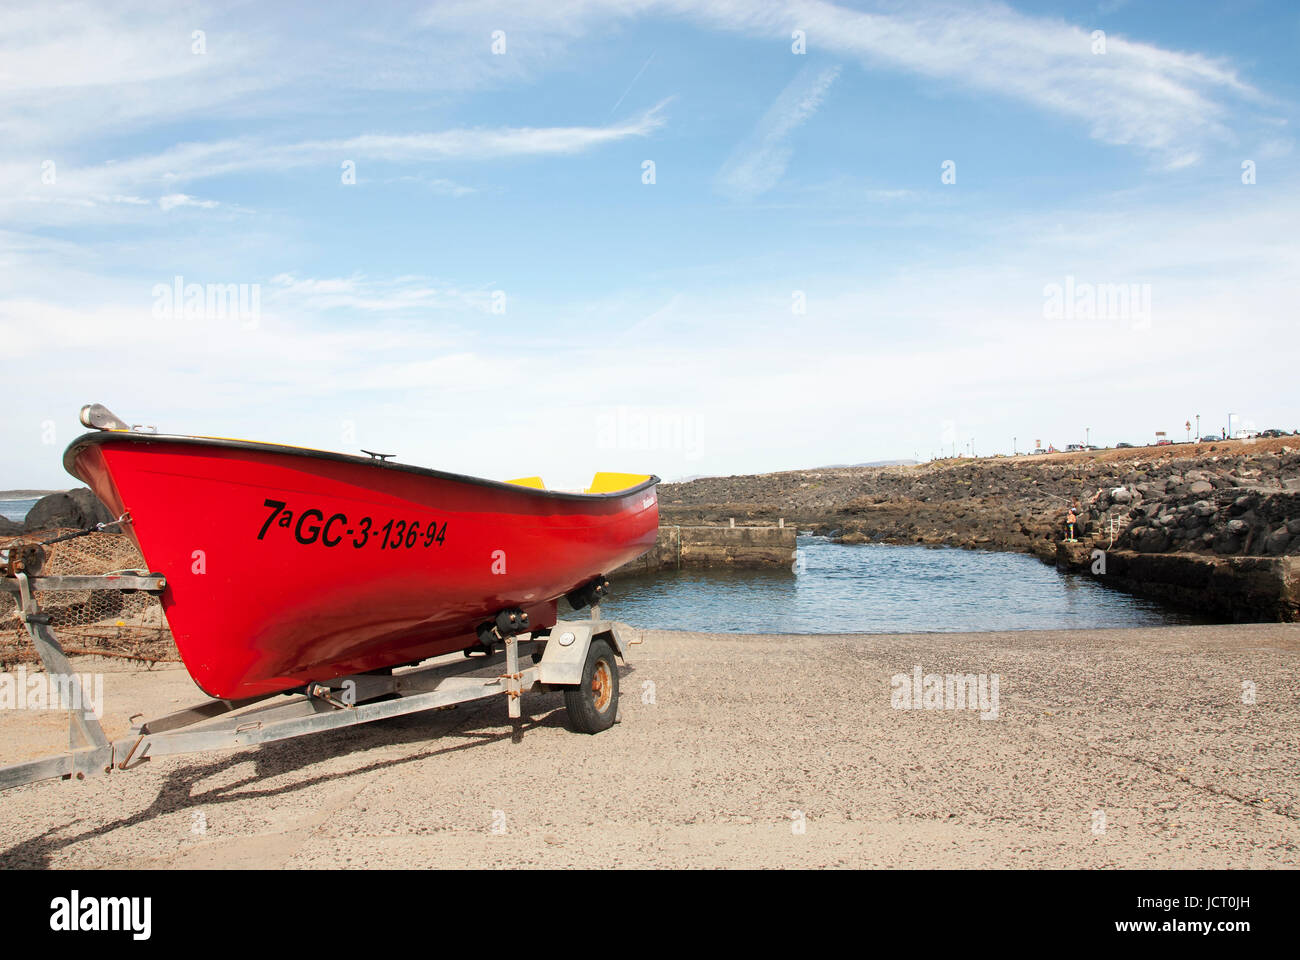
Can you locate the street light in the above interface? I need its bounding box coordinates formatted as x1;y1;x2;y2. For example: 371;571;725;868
1085;426;1090;448
1196;414;1200;439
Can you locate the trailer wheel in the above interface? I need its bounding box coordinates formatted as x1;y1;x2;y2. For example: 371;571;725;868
564;638;619;734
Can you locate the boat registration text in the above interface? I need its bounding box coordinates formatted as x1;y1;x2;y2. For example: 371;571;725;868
256;498;449;550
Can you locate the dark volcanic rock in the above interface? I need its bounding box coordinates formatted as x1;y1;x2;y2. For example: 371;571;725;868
1133;527;1170;553
1264;527;1291;555
1213;532;1243;554
23;488;114;532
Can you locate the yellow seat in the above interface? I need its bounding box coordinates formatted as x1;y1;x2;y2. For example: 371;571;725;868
585;472;652;494
505;473;651;494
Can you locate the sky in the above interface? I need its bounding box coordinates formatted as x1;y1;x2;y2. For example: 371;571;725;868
2;0;1298;489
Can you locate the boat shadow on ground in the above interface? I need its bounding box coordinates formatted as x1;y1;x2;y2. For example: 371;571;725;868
1;669;634;868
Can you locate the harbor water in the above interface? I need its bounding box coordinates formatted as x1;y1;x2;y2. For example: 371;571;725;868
599;537;1212;633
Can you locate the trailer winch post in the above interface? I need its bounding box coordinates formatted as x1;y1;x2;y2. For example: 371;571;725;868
14;572;112;775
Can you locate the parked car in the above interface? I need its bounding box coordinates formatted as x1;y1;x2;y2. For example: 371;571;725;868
1031;448;1047;455
1260;428;1287;438
1065;443;1085;452
1156;439;1172;446
1200;435;1220;443
1116;442;1134;448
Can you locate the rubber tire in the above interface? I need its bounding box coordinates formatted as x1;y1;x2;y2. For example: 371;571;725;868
564;638;619;734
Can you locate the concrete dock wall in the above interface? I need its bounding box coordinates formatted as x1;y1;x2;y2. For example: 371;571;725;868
1056;542;1300;622
612;523;797;577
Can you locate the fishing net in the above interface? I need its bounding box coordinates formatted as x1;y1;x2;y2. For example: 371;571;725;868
0;529;180;668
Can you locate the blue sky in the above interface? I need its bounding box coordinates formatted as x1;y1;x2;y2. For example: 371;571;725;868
2;0;1298;488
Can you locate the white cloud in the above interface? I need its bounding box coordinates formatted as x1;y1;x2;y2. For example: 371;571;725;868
0;1;270;145
716;64;840;199
3;1;1262;166
429;0;1265;164
158;193;219;212
265;273;498;316
0;103;668;225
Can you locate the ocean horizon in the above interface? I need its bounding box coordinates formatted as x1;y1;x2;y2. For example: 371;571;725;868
0;498;38;523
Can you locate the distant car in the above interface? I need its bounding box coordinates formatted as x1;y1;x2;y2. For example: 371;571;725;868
1231;430;1258;440
1156;439;1172;446
1032;448;1047;455
1200;435;1219;443
1260;428;1286;438
1085;444;1100;450
1065;443;1085;452
1116;442;1134;448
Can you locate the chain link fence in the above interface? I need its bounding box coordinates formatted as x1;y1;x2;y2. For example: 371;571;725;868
1;529;179;668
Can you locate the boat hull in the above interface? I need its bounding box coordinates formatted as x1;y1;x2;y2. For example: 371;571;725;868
65;434;658;699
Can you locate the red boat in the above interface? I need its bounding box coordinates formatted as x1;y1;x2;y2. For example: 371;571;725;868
64;406;658;700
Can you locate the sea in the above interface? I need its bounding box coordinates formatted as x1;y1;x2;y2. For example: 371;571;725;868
597;536;1213;633
0;498;39;524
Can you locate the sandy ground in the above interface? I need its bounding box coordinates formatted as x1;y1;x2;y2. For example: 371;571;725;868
1;623;1298;869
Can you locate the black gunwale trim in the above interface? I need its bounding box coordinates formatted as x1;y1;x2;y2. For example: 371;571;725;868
63;432;660;502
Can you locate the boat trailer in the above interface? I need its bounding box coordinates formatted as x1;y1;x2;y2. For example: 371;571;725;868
0;558;638;792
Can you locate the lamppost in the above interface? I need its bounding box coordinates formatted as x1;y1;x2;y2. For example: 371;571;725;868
1196;414;1200;439
1013;436;1017;456
1085;427;1090;448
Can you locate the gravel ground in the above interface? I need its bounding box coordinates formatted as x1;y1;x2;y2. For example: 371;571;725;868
1;622;1298;869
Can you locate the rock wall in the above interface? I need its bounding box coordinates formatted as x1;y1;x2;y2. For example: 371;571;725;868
611;524;797;577
1055;542;1299;622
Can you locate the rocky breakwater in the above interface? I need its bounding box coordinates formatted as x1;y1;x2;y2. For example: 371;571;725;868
0;487;114;537
611;523;797;577
658;438;1300;620
1102;460;1300;559
1063;451;1300;620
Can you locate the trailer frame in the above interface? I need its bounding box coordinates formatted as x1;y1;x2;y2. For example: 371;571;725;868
0;571;639;792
